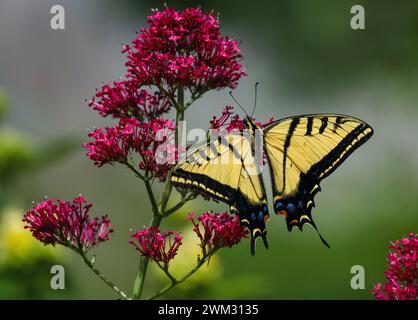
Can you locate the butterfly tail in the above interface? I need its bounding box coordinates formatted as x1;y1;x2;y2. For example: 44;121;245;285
308;219;331;248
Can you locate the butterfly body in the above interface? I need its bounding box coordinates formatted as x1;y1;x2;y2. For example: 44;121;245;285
171;114;373;254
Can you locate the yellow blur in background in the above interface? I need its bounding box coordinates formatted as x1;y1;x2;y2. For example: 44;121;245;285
0;207;59;267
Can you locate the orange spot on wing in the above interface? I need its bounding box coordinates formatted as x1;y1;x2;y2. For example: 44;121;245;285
276;210;287;217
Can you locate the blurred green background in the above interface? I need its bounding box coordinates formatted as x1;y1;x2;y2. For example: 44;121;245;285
0;0;417;299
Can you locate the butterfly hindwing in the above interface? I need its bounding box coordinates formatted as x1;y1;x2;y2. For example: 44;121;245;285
264;114;373;240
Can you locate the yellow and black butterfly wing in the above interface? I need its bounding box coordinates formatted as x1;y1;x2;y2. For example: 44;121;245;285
171;132;270;254
264;114;373;244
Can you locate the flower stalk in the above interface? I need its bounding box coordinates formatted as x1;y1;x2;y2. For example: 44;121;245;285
23;6;249;300
70;245;129;300
145;251;213;300
132;87;184;299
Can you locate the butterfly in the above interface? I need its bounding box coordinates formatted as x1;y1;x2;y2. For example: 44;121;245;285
171;113;373;254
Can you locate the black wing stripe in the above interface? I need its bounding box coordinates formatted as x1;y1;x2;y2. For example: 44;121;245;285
282;118;300;193
305;116;313;136
172;135;259;204
319;117;328;134
332;116;344;132
210;140;220;158
172;168;237;203
309;123;373;180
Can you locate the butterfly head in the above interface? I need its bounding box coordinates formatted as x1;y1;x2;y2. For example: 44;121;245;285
243;116;259;130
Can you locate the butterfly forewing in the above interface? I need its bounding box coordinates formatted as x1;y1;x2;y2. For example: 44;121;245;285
171;130;270;254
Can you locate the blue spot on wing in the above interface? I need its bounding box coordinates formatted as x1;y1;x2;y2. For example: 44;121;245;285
286;203;296;213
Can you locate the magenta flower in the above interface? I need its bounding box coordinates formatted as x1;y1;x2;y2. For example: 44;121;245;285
83;118;176;181
372;233;418;300
123;7;246;98
188;212;248;254
130;227;182;265
210;106;274;133
210;106;245;132
89;80;171;120
22;196;113;252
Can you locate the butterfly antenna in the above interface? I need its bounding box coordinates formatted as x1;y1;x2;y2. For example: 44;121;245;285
251;82;259;117
229;91;249;117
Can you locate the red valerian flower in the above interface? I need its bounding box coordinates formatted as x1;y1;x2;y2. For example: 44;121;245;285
210;106;274;133
188;212;248;254
129;227;182;265
83;118;176;181
88;80;171;120
210;106;245;132
372;233;418;300
123;7;246;97
22;196;113;252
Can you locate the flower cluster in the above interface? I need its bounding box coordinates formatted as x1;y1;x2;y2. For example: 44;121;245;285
85;7;247;183
130;227;182;266
189;212;248;254
210;106;274;132
22;196;113;252
210;106;245;132
123;7;246;96
89;81;171;120
83;118;176;181
372;233;418;300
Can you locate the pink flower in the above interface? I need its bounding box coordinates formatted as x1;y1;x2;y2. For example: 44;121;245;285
188;212;248;254
210;106;274;132
373;233;418;300
22;196;113;252
123;7;246;97
88;80;171;120
210;106;245;132
129;227;182;265
83;118;176;181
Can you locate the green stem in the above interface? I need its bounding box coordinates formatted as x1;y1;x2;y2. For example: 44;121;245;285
144;178;160;216
132;213;162;299
132;165;174;299
125;162;160;217
71;246;129;300
125;161;146;180
164;192;196;217
175;86;185;148
159;86;185;215
132;87;186;299
157;262;177;284
145;254;211;300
